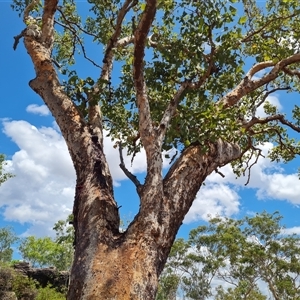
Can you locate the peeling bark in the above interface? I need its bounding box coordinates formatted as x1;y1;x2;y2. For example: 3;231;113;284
68;140;240;300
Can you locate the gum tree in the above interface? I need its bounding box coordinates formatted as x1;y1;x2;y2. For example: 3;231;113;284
159;212;300;299
12;0;300;299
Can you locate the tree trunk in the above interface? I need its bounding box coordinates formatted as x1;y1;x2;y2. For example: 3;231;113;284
68;141;240;300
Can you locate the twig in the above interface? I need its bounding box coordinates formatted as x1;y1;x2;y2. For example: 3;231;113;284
214;168;225;178
244;146;263;185
118;142;142;191
54;19;101;68
56;6;98;39
255;86;290;112
75;35;101;68
13;30;26;50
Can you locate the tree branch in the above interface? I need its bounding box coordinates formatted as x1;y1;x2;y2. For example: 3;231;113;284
133;0;157;149
162;140;241;237
254;86;290;113
118;142;143;194
220;53;300;108
158;83;187;145
242;12;299;43
244;114;300;133
41;0;58;48
116;35;134;47
13;30;26;50
88;0;136;146
56;6;99;39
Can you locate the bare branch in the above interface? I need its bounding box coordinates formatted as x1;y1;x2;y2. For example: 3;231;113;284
13;30;26;50
56;6;98;39
244;114;300;133
118;142;143;193
255;86;291;112
220;53;300;108
215;168;225;178
244;146;264;185
76;36;102;68
54;19;102;68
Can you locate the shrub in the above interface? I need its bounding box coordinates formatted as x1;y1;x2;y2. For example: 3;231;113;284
12;274;37;300
36;284;65;300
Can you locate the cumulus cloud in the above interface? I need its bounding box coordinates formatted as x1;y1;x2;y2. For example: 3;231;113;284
184;184;240;223
1;114;299;237
206;141;300;206
26;104;50;116
282;226;300;235
0;120;148;236
0;121;75;236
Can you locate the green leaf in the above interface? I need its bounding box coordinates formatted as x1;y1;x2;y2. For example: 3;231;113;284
238;15;247;25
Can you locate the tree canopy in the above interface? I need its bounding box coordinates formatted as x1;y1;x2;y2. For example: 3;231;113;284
12;0;300;173
0;227;18;263
158;212;300;299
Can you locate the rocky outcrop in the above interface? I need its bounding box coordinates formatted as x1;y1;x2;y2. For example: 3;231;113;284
13;262;69;292
0;291;18;300
0;265;17;299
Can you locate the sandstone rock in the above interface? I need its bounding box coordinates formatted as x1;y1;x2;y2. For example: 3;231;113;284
0;291;18;300
13;262;69;293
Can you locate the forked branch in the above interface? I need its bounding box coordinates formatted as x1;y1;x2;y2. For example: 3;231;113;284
118;142;143;194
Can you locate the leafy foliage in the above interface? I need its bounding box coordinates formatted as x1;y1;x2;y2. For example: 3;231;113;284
158;212;300;299
0;155;14;186
19;216;74;271
35;284;66;300
12;273;38;300
0;227;18;263
11;0;300;169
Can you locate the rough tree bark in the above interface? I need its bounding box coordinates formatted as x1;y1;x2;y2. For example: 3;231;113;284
17;0;300;299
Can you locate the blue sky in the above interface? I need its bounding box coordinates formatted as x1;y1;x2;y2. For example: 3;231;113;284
1;1;300;259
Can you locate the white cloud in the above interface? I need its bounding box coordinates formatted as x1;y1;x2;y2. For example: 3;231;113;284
184;184;240;223
256;94;282;118
26;104;50;116
282;226;300;235
206;141;300;206
0;120;148;236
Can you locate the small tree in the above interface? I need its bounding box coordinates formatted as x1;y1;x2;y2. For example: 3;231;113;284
159;212;300;299
0;227;18;263
19;216;74;271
